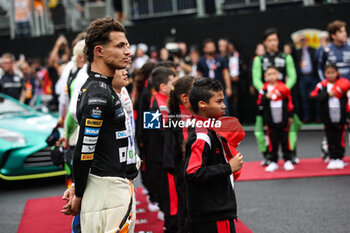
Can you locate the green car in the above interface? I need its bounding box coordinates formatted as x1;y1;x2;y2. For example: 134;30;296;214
0;93;66;181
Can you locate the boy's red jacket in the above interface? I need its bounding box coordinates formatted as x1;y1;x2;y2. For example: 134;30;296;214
185;116;237;223
147;92;169;164
257;81;294;127
331;78;350;98
213;117;245;181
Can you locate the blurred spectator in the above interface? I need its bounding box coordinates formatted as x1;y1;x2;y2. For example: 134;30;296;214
292;34;319;122
249;43;266;94
189;47;200;77
113;0;124;23
132;43;149;71
178;42;190;61
255;43;266;57
0;53;25;101
318;20;350;81
315;31;330;60
55;32;87;99
20;62;36;105
218;37;230;62
160;47;169;61
228;43;241;116
47;35;71;110
156;60;178;76
197;38;232;114
148;45;159;62
283;43;293;55
174;42;192;77
246;43;266;123
14;0;31;38
28;57;44;106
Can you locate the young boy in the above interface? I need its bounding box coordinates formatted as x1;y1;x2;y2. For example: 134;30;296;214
311;63;348;169
146;66;178;232
185;78;243;233
257;66;294;172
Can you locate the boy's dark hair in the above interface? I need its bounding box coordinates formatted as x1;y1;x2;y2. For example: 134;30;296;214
265;65;279;73
327;20;346;41
325;63;338;72
168;75;195;114
84;17;126;63
189;78;223;113
263;28;278;41
151;66;176;92
156;60;177;70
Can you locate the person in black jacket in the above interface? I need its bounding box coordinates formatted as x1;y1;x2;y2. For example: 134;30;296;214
185;78;243;233
68;17;135;233
311;63;348;170
292;34;319;122
165;75;195;233
133;61;156;196
147;66;178;232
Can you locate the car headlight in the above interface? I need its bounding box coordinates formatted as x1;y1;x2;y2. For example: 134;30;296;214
0;128;26;145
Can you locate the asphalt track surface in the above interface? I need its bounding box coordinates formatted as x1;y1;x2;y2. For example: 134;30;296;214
1;130;350;233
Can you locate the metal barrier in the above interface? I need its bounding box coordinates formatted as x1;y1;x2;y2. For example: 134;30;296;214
0;0;317;38
222;0;260;10
131;0;197;20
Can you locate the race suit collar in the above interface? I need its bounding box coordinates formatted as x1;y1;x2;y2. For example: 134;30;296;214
155;92;168;102
89;71;113;84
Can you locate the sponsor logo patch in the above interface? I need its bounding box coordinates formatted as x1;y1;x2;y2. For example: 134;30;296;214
99;81;107;89
81;153;94;160
83;136;98;144
129;150;134;159
85;118;103;127
114;107;125;119
119;147;127;163
116;130;128;139
84;127;100;136
88;98;107;105
82;145;96;153
91;107;102;118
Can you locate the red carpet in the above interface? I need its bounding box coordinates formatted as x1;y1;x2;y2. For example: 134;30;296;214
17;196;73;233
18;188;253;233
238;156;350;181
134;188;253;233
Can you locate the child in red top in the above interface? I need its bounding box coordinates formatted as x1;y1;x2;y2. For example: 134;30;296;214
185;78;243;233
165;75;195;233
146;66;178;232
257;66;294;172
311;63;349;170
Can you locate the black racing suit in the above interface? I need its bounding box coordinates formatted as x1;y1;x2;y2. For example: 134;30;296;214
73;71;129;198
